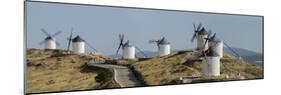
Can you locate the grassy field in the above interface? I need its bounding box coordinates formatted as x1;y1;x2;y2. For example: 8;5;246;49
113;50;263;86
26;49;119;94
26;49;263;93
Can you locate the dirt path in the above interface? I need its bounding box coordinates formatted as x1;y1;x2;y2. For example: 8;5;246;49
88;62;142;87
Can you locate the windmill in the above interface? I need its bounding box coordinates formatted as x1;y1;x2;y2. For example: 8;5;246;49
39;28;61;49
116;34;135;59
202;32;224;58
65;28;98;54
116;34;147;59
200;42;221;76
149;37;171;56
70;35;99;54
191;23;210;51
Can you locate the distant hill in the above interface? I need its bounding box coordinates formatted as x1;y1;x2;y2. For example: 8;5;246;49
110;50;179;58
224;47;263;65
135;50;179;58
112;48;263;65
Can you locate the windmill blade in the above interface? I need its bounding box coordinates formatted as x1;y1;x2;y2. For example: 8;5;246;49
135;46;147;58
116;43;122;55
157;43;160;50
193;23;196;31
52;30;62;37
119;34;124;41
67;31;73;51
204;47;212;56
191;33;196;42
41;28;51;36
149;40;160;49
208;29;212;37
197;23;202;31
116;34;124;55
160;37;165;42
149;40;158;44
191;23;197;42
201;29;213;50
223;41;241;58
210;33;216;41
84;40;98;52
203;38;208;50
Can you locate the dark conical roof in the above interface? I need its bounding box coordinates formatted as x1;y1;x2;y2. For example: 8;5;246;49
45;36;54;40
209;34;222;42
159;37;170;45
72;35;84;42
197;27;209;35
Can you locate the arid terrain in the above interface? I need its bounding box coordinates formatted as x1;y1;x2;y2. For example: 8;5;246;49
26;49;263;94
26;49;119;94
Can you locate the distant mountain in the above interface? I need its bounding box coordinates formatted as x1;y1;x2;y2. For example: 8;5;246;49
136;50;179;58
224;47;263;65
110;50;180;58
111;48;263;65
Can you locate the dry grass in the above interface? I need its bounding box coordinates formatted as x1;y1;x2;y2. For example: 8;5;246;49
26;49;118;94
128;50;263;86
26;49;263;93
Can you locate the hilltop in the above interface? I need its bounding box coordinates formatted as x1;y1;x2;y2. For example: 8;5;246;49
26;49;119;94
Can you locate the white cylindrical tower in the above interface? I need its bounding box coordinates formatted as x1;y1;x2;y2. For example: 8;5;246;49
72;36;85;54
202;56;220;76
159;44;170;56
44;37;56;49
123;46;135;59
158;37;171;56
209;40;223;58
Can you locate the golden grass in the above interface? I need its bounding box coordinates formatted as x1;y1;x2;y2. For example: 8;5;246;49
129;50;263;86
26;49;263;93
26;49;118;94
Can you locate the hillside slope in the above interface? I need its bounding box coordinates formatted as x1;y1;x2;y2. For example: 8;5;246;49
113;50;263;86
26;49;263;93
26;49;119;94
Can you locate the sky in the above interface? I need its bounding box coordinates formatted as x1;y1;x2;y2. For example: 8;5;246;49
26;2;263;55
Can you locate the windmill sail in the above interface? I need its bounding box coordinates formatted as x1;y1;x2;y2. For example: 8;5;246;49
135;46;147;58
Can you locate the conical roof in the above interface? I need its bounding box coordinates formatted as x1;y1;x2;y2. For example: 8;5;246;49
159;37;170;45
45;36;54;40
197;27;209;35
72;35;84;42
209;34;222;42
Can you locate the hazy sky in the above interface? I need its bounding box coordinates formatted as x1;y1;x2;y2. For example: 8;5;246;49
26;2;263;55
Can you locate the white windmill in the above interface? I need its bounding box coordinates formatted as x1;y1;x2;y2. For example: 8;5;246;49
191;24;211;51
66;29;98;54
71;35;85;54
116;34;135;59
149;37;171;56
39;29;61;49
204;33;224;58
